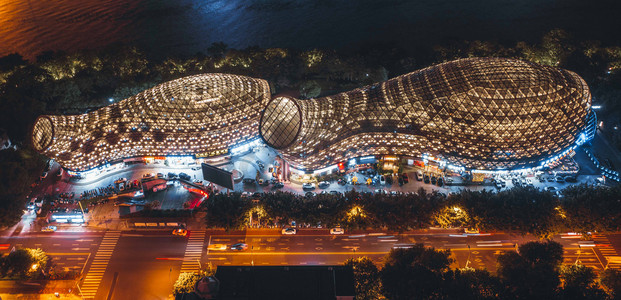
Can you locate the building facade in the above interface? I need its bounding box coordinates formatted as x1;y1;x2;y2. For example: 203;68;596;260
32;74;270;171
32;58;592;173
260;58;592;171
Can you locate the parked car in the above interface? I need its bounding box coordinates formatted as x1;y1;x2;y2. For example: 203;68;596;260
379;175;386;185
430;175;437;185
305;191;317;197
329;191;341;196
179;173;191;181
168;172;178;179
272;182;284;189
302;183;316;190
142;173;154;179
330;227;345;235
281;228;297;235
191;165;201;170
402;173;409;183
437;177;444;187
40;172;48;179
386;175;393;185
546;186;557;192
556;176;565;183
243;178;256;184
318;181;330;189
398;176;404;186
423;174;430;184
230;243;248;251
416;171;423;181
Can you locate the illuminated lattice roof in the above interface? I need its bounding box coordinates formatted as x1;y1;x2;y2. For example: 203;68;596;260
33;74;270;171
260;58;591;170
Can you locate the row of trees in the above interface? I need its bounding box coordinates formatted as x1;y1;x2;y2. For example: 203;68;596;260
348;241;621;300
171;241;621;299
201;184;621;238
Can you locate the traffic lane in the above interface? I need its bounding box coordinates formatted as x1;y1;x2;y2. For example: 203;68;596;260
1;232;104;273
103;235;187;300
208;252;388;267
207;234;412;253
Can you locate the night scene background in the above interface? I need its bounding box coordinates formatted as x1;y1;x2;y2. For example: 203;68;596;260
1;0;621;299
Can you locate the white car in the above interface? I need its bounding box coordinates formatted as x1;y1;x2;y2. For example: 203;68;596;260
302;183;316;190
379;175;386;185
281;228;297;235
330;227;344;235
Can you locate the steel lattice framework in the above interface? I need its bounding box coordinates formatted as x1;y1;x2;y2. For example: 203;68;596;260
260;58;591;170
32;74;270;171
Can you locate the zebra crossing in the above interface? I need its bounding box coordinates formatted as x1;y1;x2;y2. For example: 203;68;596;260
594;235;621;269
80;230;121;299
180;230;206;273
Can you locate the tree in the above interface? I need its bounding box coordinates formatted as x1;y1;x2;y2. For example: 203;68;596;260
1;249;33;278
559;264;606;300
380;244;452;300
344;257;383;300
299;80;321;99
202;192;250;230
444;268;502;300
172;272;202;296
600;269;621;299
497;241;563;299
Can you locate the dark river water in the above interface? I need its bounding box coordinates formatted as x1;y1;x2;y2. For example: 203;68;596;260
0;0;619;60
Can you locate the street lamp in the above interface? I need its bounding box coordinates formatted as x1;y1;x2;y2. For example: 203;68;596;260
575;245;582;265
465;244;471;268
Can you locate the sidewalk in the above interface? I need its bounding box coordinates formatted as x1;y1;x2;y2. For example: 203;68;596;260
0;279;79;299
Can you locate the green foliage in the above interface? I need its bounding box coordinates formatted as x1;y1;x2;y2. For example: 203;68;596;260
299;80;321;99
600;269;621;299
172;272;202;296
202;192;251;230
562;184;621;233
344;257;383;300
0;248;48;279
560;264;607;300
496;241;563;299
380;244;452;300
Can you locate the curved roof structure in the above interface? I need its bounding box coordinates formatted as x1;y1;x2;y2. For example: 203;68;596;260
32;74;270;171
260;58;591;170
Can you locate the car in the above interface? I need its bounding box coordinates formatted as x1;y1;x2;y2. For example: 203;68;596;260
258;179;264;185
305;191;317;197
423;174;430;184
386;175;393;185
318;181;330;189
330;227;345;235
337;178;347;185
402;173;409;183
546;186;557;192
156;173;164;178
430;175;437;185
390;190;398;196
416;171;423;181
379;175;386;185
556;176;565;183
302;183;316;190
437;177;444;187
193;180;204;186
329;191;341;196
167;172;178;179
142;173;154;179
241;192;251;198
272;182;284;189
253;192;262;198
398;176;404;186
42;226;57;232
281;228;297;235
207;244;228;251
374;189;386;194
243;178;256;184
40;172;48;179
230;243;248;251
191;165;201;170
547;177;555;182
179;173;192;181
172;228;187;236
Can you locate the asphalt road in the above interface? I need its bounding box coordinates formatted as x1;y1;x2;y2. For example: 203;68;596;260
1;229;620;299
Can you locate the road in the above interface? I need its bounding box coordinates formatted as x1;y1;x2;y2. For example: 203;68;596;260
1;229;620;299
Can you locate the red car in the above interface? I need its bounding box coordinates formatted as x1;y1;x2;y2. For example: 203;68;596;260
401;173;409;183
